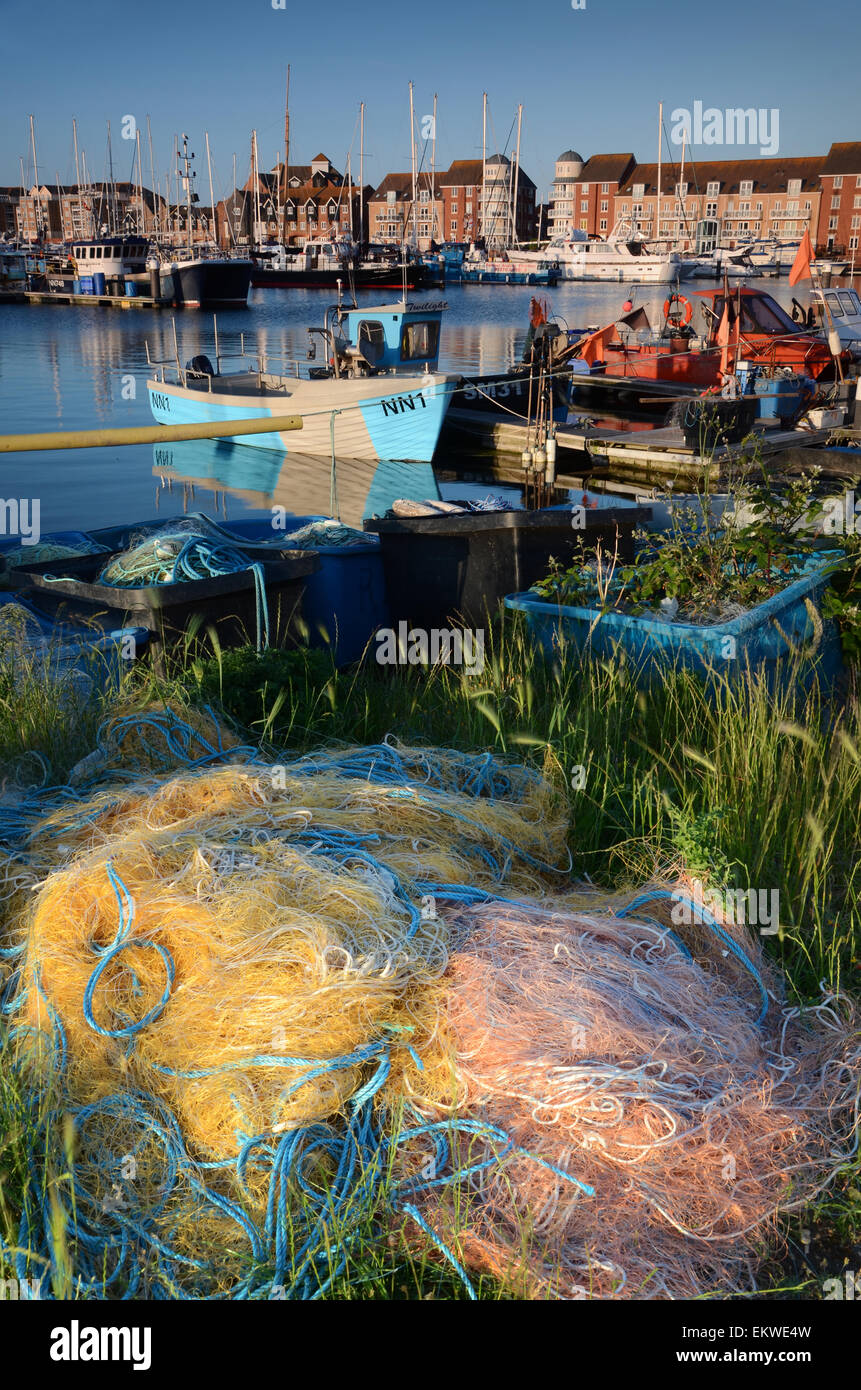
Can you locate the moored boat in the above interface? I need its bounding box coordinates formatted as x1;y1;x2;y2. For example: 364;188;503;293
147;298;457;463
516;219;681;283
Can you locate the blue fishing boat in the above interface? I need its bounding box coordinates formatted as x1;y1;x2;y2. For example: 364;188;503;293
146;299;457;464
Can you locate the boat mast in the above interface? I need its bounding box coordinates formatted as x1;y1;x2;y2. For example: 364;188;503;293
282;64;290;244
178;134;194;257
205;131;216;247
678;133;685;248
136;128;145;235
359;101;364;248
107;120;117;234
481;92;487;243
511;102;522;246
430;92;437;241
656;100;662;246
72;118;83;241
252;130;261;248
147;116;158;238
409;81;417;249
28;115;40;241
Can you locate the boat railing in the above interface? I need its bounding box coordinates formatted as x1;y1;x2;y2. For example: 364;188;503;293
146;345;315;390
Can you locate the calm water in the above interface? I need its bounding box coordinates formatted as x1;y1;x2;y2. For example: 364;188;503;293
0;278;822;533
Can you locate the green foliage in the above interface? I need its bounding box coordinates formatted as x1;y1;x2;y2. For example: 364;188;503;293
532;466;840;625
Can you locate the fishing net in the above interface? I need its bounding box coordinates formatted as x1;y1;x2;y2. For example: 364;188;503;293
98;530;261;588
409;897;860;1299
1;716;568;1298
2;709;858;1300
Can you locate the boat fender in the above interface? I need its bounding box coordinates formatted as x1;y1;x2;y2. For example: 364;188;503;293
663;293;693;328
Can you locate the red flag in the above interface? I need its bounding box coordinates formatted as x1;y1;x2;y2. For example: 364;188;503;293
716;301;732;375
579;321;616;367
789;229;815;287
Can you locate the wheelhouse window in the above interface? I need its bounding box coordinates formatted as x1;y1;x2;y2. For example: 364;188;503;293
400;319;440;361
712;293;796;335
357;320;386;364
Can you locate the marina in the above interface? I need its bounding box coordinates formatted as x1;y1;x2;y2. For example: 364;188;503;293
2;6;861;1331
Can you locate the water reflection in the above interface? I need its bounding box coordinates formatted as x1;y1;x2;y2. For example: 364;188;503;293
151;440;441;528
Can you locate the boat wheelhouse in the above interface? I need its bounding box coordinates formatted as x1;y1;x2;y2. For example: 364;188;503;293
70;236;149;283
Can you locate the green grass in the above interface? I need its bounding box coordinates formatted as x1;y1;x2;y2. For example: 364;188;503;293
1;615;859;1298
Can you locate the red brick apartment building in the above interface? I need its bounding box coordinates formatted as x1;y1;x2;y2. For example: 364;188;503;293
817;143;861;252
217;153;367;248
614;156;822;248
367;156;537;251
549;152;636;237
548;141;860;254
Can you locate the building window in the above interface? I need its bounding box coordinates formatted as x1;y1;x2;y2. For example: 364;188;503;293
740;180;753;195
706;201;717;217
786;200;798;214
832;195;841;208
450;220;457;232
601;182;609;194
466;201;472;212
706;181;719;196
451;202;458;213
387;190;396;205
829;216;839;230
580;200;588;212
419;189;429;203
599;218;607;230
854;196;861;208
851;215;861;229
787;179;801;196
600;200;608;212
619;202;628;214
632;183;644;198
833;175;843;189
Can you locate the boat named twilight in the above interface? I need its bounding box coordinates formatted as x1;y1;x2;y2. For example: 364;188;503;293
146;299;457;463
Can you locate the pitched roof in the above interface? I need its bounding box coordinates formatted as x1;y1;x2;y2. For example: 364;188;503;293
618;155;822;197
371;172;414;198
821;142;861;175
437;158;535;190
577;153;636;185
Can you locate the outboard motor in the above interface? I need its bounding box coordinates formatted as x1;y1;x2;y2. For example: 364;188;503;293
185;355;215;380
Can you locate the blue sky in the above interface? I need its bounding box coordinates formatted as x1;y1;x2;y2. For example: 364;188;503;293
1;0;859;202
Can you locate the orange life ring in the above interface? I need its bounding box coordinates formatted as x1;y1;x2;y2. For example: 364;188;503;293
663;293;692;327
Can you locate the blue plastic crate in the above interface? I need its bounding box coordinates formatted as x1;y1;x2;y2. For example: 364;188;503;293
505;551;845;689
223;515;388;665
0;593;149;690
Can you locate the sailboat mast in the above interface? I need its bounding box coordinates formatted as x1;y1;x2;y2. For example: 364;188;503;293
72;118;83;240
282;64;290;242
107;120;116;234
205;131;216;247
135;129;145;234
431;93;437;240
252;130;261;249
656;100;663;245
28;115;39;240
481;92;487;243
147;116;158;238
359;101;364;248
409;81;417;249
511;102;522;245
